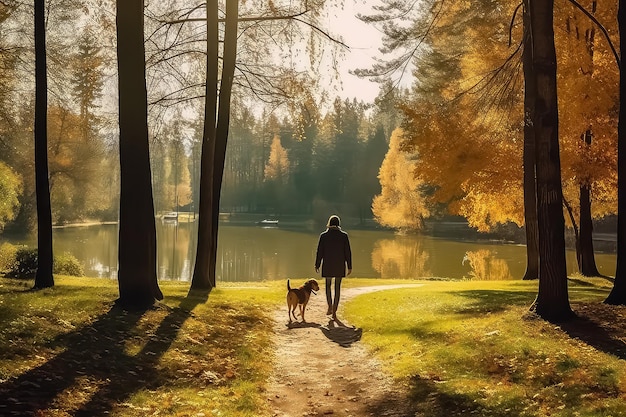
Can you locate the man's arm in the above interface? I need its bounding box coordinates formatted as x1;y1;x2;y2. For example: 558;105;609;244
315;234;324;272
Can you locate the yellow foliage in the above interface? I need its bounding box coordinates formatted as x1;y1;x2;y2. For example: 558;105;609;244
0;161;22;229
399;0;618;231
372;128;430;231
264;135;289;183
556;0;618;221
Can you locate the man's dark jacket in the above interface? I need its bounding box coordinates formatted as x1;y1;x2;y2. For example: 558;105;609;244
315;227;352;277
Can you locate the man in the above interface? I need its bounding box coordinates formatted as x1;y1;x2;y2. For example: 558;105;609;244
315;215;352;320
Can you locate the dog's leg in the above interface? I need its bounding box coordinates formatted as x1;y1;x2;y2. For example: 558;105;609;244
300;303;306;322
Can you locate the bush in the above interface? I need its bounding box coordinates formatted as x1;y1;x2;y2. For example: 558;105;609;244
54;252;84;277
10;247;39;278
0;245;84;278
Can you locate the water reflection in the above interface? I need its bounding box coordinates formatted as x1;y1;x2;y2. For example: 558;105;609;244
462;250;514;280
1;223;617;281
371;238;431;278
158;221;194;280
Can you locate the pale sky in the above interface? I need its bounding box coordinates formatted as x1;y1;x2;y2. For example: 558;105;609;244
323;1;385;103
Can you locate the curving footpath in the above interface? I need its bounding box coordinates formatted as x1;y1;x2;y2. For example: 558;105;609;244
266;284;422;417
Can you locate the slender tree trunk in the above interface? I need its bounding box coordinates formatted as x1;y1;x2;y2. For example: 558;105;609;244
576;4;601;277
209;0;239;284
578;181;599;275
522;0;539;281
191;0;219;290
116;0;163;308
563;196;580;266
528;0;574;321
33;0;53;289
606;0;626;304
578;130;600;276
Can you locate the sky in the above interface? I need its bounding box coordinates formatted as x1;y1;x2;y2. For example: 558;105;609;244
321;1;386;103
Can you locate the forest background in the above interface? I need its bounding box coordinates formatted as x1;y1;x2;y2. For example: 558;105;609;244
0;0;620;261
0;0;407;234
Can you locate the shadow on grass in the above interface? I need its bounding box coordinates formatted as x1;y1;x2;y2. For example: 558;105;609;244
450;289;626;360
559;303;626;361
448;289;537;316
450;285;608;316
0;289;211;416
365;374;521;417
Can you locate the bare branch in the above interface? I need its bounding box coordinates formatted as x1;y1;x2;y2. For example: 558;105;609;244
166;10;349;49
166;10;308;25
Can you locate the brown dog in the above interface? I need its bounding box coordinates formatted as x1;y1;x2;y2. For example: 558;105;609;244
286;279;319;323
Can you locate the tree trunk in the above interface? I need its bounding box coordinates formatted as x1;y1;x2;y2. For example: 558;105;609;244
578;131;600;276
209;0;239;285
191;0;219;290
575;3;601;278
522;0;539;281
528;0;574;321
606;0;626;304
116;0;163;309
33;0;54;289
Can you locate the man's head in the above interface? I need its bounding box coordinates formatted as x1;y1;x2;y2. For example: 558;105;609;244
327;215;340;227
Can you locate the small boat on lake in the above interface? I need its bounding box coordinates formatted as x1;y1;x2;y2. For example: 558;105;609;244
162;212;179;221
257;219;279;226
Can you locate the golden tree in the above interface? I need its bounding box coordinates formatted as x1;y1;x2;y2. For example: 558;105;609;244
372;128;430;232
264;135;290;184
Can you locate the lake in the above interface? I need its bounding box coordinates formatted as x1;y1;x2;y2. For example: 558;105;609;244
1;220;618;281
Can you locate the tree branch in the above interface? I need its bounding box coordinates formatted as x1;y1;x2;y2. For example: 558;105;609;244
566;0;620;69
167;10;349;49
167;10;308;25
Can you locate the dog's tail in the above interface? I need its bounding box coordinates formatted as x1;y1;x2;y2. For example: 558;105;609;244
287;279;291;291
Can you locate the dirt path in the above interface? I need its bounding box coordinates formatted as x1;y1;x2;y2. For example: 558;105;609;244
266;284;422;417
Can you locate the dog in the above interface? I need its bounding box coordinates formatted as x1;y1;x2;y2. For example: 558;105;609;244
286;279;319;323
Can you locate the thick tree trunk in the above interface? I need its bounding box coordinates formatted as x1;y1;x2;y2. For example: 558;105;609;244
191;0;219;290
528;0;574;321
116;0;163;308
606;0;626;304
522;0;539;281
33;0;54;289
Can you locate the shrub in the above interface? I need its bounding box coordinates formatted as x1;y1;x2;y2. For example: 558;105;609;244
54;252;84;277
0;242;19;274
0;245;84;278
10;247;39;278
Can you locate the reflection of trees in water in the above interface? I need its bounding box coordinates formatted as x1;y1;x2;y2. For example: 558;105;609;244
462;249;513;280
218;247;279;281
371;238;431;278
159;223;192;280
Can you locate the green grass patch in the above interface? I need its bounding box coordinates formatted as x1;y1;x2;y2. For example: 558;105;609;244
0;276;284;416
2;276;624;416
344;279;626;417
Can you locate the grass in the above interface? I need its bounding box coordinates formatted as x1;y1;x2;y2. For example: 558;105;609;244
1;276;625;416
344;278;626;417
0;276;285;416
